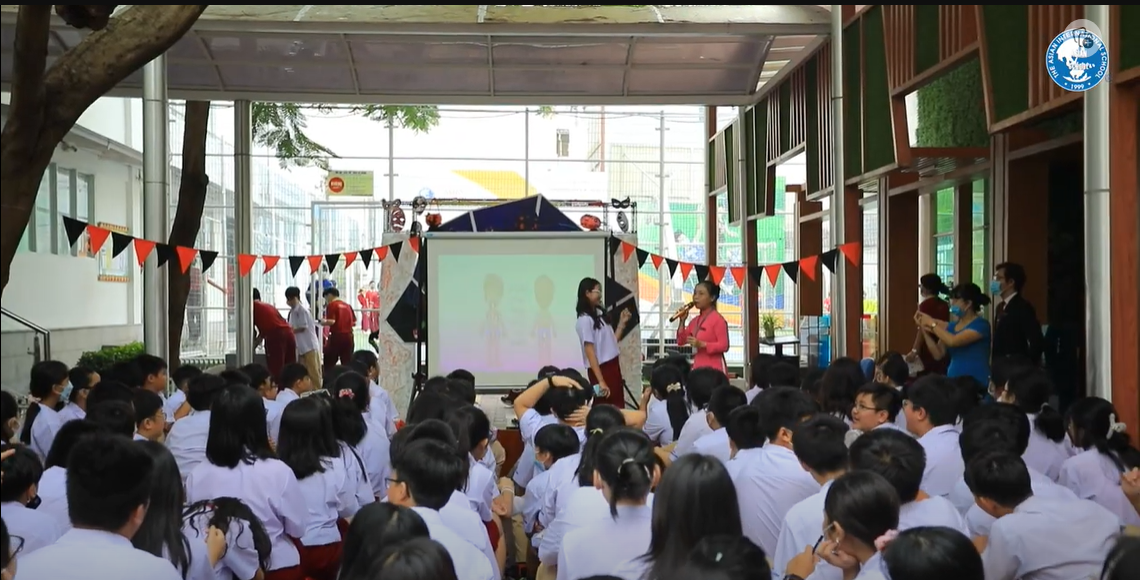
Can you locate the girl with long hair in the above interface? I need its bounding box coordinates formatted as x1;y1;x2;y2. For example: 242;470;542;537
327;371;391;500
574;277;633;407
19;360;69;460
640;364;689;446
1060;397;1140;526
183;497;272;580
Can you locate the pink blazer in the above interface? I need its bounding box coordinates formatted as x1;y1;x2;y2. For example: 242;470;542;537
677;309;730;372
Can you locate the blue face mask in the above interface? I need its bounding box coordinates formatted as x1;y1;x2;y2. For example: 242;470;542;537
949;305;964;317
533;460;546;474
59;381;73;402
989;280;1002;295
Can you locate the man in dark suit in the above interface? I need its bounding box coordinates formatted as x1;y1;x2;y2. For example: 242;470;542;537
991;262;1044;363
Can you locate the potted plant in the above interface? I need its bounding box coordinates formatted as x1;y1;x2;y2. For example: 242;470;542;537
761;313;779;340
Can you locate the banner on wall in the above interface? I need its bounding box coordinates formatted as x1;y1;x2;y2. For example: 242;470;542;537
325;170;374;197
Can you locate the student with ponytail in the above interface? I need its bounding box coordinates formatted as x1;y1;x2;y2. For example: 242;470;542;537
1000;367;1071;481
641;364;689;446
1060;397;1140;525
327;371;391;499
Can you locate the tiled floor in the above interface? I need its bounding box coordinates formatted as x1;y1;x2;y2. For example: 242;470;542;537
478;394;518;429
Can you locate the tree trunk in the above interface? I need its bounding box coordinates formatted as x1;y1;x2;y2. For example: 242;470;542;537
167;101;212;369
0;5;208;295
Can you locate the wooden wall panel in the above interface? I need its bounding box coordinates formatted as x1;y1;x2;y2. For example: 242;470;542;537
1110;82;1140;438
788;67;808;150
816;46;835;194
882;5;916;91
939;5;979;60
883;192;920;354
766;94;781;164
1004;157;1050;322
1027;5;1083;109
797;204;824;317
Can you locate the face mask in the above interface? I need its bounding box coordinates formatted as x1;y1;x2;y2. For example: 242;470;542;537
59;381;73;402
949;305;964;317
989;280;1002;295
533;460;546;474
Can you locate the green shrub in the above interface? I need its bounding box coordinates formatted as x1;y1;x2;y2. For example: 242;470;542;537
76;342;145;372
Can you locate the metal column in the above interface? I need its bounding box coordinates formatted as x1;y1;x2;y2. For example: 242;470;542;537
524;108;531;195
387;119;396;201
234;101;254;366
1083;6;1112;399
657;111;668;357
142;56;169;360
735;107;751;379
830;5;848;358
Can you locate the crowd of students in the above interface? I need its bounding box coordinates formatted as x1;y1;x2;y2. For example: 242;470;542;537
1;350;1138;580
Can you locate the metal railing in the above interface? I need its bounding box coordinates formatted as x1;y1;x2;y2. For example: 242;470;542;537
1;307;52;363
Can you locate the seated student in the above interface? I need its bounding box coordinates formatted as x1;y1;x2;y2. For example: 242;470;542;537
87;400;136;438
641;364;688;447
183;497;272;580
0;446;64;555
966;450;1120;580
731;387;820;555
952;405;1077;537
691;386;748;464
556;428;658;580
999;368;1070;481
270;363;316;440
850;382;906;438
666;535;770;580
85;380;135;410
513;372;594;448
58;365;99;423
388;438;496;580
131;389;166;442
1102;537;1140;580
987;355;1032;402
445;406;501;522
16;432;184;579
766;362;799;390
849;429;968;535
166;373;226;479
512;378;560;490
724;406;765;467
328;372;392;500
522;424;580;534
20;360;70;461
241;363;283;437
1060;396;1140;526
903;375;965;498
745;355;782;403
670;368;726;459
879;526;984;580
356;350;399;439
103;359;143;390
134;354;170;399
772;414;850;580
875;351;910;391
37;420;106;532
165;364;202;422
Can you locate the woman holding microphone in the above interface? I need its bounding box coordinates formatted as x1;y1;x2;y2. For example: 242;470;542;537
673;281;729;372
575;277;632;407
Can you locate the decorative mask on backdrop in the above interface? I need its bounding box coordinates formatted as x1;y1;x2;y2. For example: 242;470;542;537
616;211;630;233
411;195;428;216
382;199;406;232
611;197;631;233
580;214;602;231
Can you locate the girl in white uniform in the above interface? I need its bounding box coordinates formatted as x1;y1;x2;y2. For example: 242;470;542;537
1060;396;1140;526
19;360;70;461
641;364;689;447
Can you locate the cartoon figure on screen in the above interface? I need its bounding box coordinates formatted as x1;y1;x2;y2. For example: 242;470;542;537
532;274;557;366
481;273;506;366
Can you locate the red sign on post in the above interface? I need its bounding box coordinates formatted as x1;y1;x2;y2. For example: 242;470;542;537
327;177;345;194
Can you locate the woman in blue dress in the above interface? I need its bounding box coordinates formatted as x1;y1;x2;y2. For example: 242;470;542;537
915;282;992;386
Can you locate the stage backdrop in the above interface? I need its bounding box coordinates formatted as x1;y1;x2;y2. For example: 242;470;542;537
376;233;419;416
611;233;642;404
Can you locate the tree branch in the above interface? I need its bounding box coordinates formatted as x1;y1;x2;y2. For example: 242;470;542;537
8;6;52;135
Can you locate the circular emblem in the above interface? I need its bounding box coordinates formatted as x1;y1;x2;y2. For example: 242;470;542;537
328;177;345;193
1045;27;1108;92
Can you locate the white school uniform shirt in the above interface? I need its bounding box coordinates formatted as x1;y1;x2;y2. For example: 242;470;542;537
1022;413;1070;481
744;385;762;403
772;479;842;580
16;528;183;580
898;495;969;535
36;465;71;531
268;389;302;440
916;424;964;498
576;312;620;366
338;441;379;507
160;530;215;580
264;397;287;442
368;380;399;438
29;403;64;461
692;427;732;465
642;397;674;446
411;506;496;580
163;389;186;423
731;445;820;555
355;424;393;497
183;510;263;580
185;457;308;571
853;551;889;580
557;504;654;580
166;410;211;479
513;409;562;487
540;453;583;526
540;486;655;565
441;490;500;580
289;303;322;355
950;467;1078;536
522;470;553;532
672;409;712;459
57;402;85;424
294;456;361;547
0;501;65;556
466;455;501;521
1059;448;1140;526
981;495;1120;580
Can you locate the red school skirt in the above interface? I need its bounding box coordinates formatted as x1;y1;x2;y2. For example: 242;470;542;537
588;357;626;408
484;519;501;551
297;542;342;580
264;567;305;580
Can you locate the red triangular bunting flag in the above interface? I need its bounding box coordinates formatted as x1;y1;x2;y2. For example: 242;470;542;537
375;246;389;261
679;262;694;280
620;241;635;262
709;266;726;285
343;251;358;268
764;264;782;286
408;237;420;253
175;246;198;273
306;255;323;274
800;255;820;282
263;255;280;273
651;254;664;270
237;254;257;277
839;242;862;266
133;239;155;267
86;225;111;254
730;266;746;287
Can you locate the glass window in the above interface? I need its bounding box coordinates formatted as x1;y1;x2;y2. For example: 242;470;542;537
932;187;955;283
33;167;53;254
971;178;990;285
862;199;879;359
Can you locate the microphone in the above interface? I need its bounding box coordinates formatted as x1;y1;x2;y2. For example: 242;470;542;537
669;302;695;322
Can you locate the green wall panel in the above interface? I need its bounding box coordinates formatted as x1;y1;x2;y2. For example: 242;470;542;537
753;104;769;217
915;5;941;75
844;23;862;179
779;82;793;154
707;138;717;194
982;5;1029;124
915;58;988;147
805;55;820;194
1028;109;1082;139
725;124;737;224
861;7;895;171
1121;5;1140;72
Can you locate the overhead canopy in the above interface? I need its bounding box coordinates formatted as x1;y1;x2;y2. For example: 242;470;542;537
0;5;830;105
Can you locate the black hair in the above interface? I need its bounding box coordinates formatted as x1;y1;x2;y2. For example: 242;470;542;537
446;368;475;386
183;498;271;573
339;503;432;580
919;273;951;296
650;364;690;441
823;471;901;549
171;365;203;390
707;385;747;429
593;428;656;517
766;362;799;388
960;405;1032;460
537;365;561;379
950;376;983;422
818;357;864;421
186;374;226;412
252;288;263;300
391;438;467;510
406;391;462;426
240;363;272;391
134;354;168;382
131;441;191;578
0;391;18;443
534;423;580;462
277;397;340;480
1066;397;1140;472
995;262;1026;292
445;378;476;405
328;371;372;447
353;538;458;580
725;406;766;451
990;355;1032;391
67;365;98;403
284;286;302;300
421;376;449;395
948;283;991;312
849;428;926;503
0;445;44;503
800;367;826;403
882;526;984;580
876;352;909;387
652;354;691;383
665;535;770;580
323;365;354;388
87;400;136;437
1004;368;1065;443
576;404;627;486
855;382;903;423
791;414;850;474
686;367;729;411
695;280;721;302
220;369;251;386
544;375;594;422
132;388;164;427
389;420;462;477
575;277;607;329
20;359;69;445
86;379;135;411
67;432;155;531
104;360;143;389
278;363;310;392
642;454;742;580
752;386;818;441
1102;537;1140;580
445;404;491;455
749;354;773;389
205;385;274;469
905;375;959;427
963;450;1032;508
45;419;107;469
322;286;340;298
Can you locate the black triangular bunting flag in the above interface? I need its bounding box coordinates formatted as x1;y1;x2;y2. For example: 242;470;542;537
289;256;305;277
359;248;374;268
110;232;133;258
694;264;709;282
665;258;679;278
155;244;175;267
607;236;620;255
821;250;839;273
62;216;87;248
635;248;649;268
390;242;403;262
199;251;219;273
748;266;765;286
325;253;341;271
781;261;799;283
